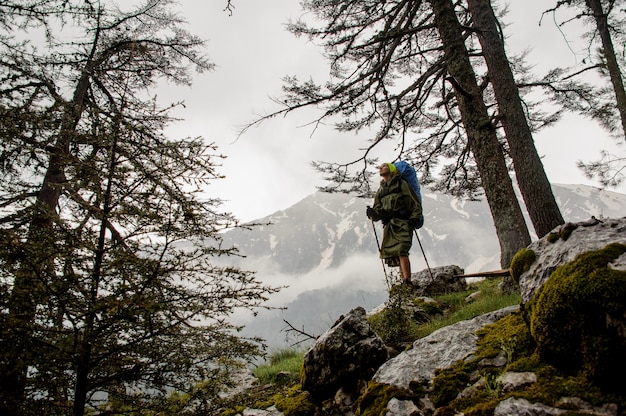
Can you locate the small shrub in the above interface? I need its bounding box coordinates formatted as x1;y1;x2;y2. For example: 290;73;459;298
368;303;420;347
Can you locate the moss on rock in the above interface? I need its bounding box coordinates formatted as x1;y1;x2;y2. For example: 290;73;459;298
272;385;315;416
509;248;536;284
546;222;579;244
529;243;626;386
354;381;420;416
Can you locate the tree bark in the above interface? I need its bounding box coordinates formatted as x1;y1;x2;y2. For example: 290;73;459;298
585;0;626;141
429;0;531;266
466;0;565;237
0;49;93;415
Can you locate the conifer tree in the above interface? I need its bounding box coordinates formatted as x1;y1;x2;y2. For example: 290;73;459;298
0;1;277;414
545;0;626;186
249;0;539;265
466;0;565;237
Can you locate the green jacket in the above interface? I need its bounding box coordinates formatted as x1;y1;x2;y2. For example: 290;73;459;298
373;173;422;223
372;173;423;259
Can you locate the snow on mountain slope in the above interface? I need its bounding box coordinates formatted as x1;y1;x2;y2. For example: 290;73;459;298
222;184;625;348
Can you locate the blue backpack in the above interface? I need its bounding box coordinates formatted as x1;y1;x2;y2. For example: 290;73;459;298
394;161;422;203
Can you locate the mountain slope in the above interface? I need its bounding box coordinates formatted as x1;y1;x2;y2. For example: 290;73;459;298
225;184;625;348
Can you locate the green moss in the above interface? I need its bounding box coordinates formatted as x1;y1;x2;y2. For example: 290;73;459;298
546;223;579;244
475;313;535;362
431;361;472;407
509;248;536;284
430;312;532;410
217;405;245;416
546;232;560;244
272;385;315;416
413;297;445;316
529;243;626;386
354;381;419;416
559;223;578;241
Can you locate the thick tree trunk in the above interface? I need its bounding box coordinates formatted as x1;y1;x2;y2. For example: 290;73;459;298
585;0;626;141
429;0;531;266
0;67;92;414
466;0;565;237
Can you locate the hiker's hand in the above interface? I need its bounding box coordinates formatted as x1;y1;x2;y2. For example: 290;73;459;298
409;215;424;229
366;206;377;219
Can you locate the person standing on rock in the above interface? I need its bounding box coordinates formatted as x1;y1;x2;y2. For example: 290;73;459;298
367;163;423;284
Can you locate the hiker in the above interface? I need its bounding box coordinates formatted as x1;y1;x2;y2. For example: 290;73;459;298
367;163;423;284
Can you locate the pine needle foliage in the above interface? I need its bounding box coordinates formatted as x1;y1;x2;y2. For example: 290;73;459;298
0;1;278;415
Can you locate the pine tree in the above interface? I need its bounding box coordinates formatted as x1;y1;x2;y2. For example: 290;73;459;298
0;1;277;414
466;0;565;237
249;0;537;265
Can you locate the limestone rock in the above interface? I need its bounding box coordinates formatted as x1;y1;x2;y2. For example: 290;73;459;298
373;305;518;390
411;265;467;296
497;371;537;392
518;217;626;303
494;397;618;416
387;397;423;416
555;397;618;416
494;397;566;415
301;306;389;401
240;406;283;416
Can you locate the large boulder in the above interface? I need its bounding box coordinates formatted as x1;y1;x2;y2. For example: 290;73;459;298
373;305;518;390
301;306;389;402
516;217;626;304
512;217;626;386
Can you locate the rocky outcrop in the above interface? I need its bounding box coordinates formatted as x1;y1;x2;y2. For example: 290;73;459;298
518;217;626;303
301;306;389;402
373;306;518;390
233;218;626;416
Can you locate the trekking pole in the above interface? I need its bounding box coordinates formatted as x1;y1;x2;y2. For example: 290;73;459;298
370;219;390;288
414;229;434;281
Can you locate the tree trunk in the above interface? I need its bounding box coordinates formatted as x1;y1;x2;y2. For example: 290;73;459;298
585;0;626;141
73;341;91;416
466;0;565;237
0;60;93;414
429;0;531;266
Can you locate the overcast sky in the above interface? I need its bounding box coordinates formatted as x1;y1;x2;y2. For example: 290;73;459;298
162;0;625;222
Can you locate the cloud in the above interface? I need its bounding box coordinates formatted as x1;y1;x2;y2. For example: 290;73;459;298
161;0;626;224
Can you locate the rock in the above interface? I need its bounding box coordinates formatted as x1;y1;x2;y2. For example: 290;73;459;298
518;217;626;304
387;397;423;416
240;406;283;416
494;396;618;416
373;305;518;390
301;306;389;402
412;265;467;296
218;367;257;399
465;291;481;303
457;378;486;400
274;371;292;384
494;397;566;415
524;239;626;383
555;397;618;416
477;351;507;369
497;371;537;392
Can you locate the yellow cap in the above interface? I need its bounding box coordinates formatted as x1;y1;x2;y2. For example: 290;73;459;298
387;163;397;174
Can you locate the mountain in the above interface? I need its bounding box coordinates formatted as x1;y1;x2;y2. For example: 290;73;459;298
223;184;626;348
